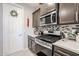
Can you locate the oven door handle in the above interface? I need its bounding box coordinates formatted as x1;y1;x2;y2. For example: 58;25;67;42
35;39;52;50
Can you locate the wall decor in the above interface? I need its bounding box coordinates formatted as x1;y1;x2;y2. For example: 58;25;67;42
10;10;18;17
27;18;29;27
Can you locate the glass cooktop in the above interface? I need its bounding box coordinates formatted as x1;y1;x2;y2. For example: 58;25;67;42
35;34;61;43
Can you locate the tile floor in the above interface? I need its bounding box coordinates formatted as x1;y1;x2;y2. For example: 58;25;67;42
8;48;36;56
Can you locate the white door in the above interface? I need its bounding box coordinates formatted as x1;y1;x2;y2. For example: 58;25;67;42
3;4;24;55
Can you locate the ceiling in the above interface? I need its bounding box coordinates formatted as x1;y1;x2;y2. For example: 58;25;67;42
26;3;39;8
19;3;39;9
18;3;40;12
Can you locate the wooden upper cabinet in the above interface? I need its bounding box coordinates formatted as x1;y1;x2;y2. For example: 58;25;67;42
59;3;77;24
40;4;47;16
47;3;56;12
32;8;40;27
40;3;56;16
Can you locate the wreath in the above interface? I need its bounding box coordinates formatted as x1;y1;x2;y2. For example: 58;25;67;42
10;10;18;17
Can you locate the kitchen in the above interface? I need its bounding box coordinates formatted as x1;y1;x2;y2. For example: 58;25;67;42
28;3;79;56
0;3;79;56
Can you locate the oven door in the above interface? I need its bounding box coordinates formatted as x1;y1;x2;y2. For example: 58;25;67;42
35;39;53;56
35;44;53;56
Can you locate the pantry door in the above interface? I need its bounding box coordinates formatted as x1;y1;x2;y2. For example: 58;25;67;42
3;4;24;55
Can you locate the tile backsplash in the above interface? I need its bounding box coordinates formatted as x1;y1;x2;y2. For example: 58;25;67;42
60;24;79;33
60;24;79;39
34;24;79;38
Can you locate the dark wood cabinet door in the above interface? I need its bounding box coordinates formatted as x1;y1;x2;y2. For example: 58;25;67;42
31;41;36;53
28;36;36;53
28;37;32;50
40;3;56;16
40;4;47;16
59;3;77;24
46;3;56;12
32;8;40;27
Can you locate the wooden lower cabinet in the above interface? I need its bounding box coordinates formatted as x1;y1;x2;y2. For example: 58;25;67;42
28;35;36;53
31;40;36;53
54;46;79;56
28;37;32;50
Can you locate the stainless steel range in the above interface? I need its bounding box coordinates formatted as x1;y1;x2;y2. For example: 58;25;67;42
35;37;52;50
35;34;61;56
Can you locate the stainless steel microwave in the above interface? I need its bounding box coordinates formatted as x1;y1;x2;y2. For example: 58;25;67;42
40;11;57;26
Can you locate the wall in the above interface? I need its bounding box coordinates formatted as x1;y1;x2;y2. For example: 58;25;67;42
24;5;34;49
0;3;3;56
18;3;36;49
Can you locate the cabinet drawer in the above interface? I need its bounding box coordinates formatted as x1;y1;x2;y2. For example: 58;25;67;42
54;46;79;56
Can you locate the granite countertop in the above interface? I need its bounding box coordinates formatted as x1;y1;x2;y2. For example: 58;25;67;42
53;38;79;54
28;34;39;37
